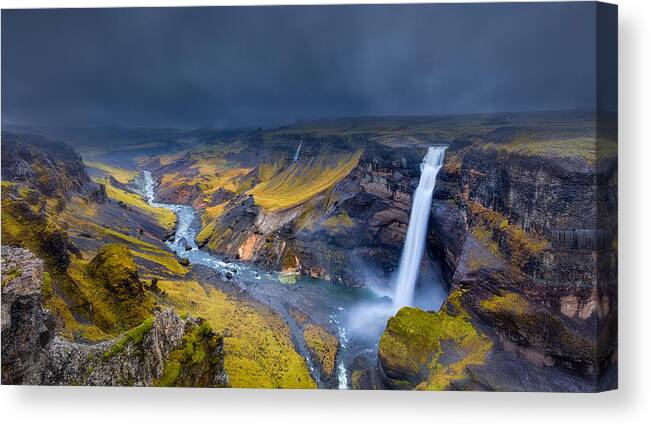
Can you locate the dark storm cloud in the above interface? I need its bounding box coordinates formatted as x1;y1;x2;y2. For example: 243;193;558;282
2;3;601;129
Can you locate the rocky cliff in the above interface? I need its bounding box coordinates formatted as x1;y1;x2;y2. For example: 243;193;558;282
1;246;228;387
152;138;434;288
375;140;618;391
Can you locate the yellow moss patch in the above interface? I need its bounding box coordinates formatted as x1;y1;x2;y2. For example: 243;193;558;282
131;250;189;276
195;163;253;194
203;202;227;222
322;212;354;229
249;150;362;211
303;324;339;377
468;200;548;269
157;279;316;389
92;224;166;253
196;221;217;247
480;136;617;164
84;161;138;183
44;293;112;342
258;158;288;182
471;225;501;258
101;178;176;230
480;292;530;316
159;156;252;198
442;154;462;176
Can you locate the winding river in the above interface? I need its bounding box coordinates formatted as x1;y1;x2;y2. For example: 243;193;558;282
137;170;446;389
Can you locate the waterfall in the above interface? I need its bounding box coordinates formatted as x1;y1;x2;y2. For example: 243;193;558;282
393;146;446;309
293;139;303;162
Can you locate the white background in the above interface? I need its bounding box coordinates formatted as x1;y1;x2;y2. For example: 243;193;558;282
0;0;649;425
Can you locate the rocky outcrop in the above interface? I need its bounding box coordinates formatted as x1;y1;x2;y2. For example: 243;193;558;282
157;182;204;208
377;293;492;390
42;310;227;387
85;243;155;331
1;246;228;387
1;246;53;384
1;132;90;198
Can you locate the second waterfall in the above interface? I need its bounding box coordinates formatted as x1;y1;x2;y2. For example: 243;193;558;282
393;146;447;309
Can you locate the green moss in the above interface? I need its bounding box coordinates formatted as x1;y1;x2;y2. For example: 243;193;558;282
158;279;316;389
379;291;492;390
103;317;154;359
1;191;114;341
45;293;111;342
42;272;53;298
158;353;183;386
1;193;70;268
303;324;339;377
88;244;139;284
249;150;362;211
278;274;297;285
480;292;529;316
468;200;548;270
157;321;225;387
322;212;354;229
478;291;594;366
2;267;21;287
479;136;617;164
69;244;154;332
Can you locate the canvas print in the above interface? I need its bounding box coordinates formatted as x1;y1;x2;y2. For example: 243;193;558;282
0;2;617;391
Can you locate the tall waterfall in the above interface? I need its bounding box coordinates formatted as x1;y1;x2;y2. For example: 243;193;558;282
293;139;303;162
393;146;446;309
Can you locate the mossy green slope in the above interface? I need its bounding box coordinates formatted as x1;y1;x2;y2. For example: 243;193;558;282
379;291;492;390
158;279;316;389
478;291;595;371
249;150;362;211
157;320;226;387
81;243;155;331
303;324;339;379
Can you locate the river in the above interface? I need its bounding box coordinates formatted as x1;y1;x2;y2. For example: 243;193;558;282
137;170;446;389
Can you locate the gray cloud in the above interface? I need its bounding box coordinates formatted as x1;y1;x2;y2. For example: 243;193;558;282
2;3;600;129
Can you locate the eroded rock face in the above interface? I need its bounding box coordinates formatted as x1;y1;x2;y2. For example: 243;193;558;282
1;132;90;198
1;246;53;384
191;143;430;287
42;310;227;387
375;145;618;391
1;246;228;387
42;311;183;386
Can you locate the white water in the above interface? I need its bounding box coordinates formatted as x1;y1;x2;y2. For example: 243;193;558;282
293;139;303;162
329;309;350;389
139;171;254;277
393;146;446;309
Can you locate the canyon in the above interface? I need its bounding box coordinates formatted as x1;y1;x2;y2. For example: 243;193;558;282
1;111;618;391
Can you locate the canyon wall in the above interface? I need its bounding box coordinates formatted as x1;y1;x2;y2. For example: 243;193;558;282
377;145;618;391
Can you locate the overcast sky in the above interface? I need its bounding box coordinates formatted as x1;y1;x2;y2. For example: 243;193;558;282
2;3;605;129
